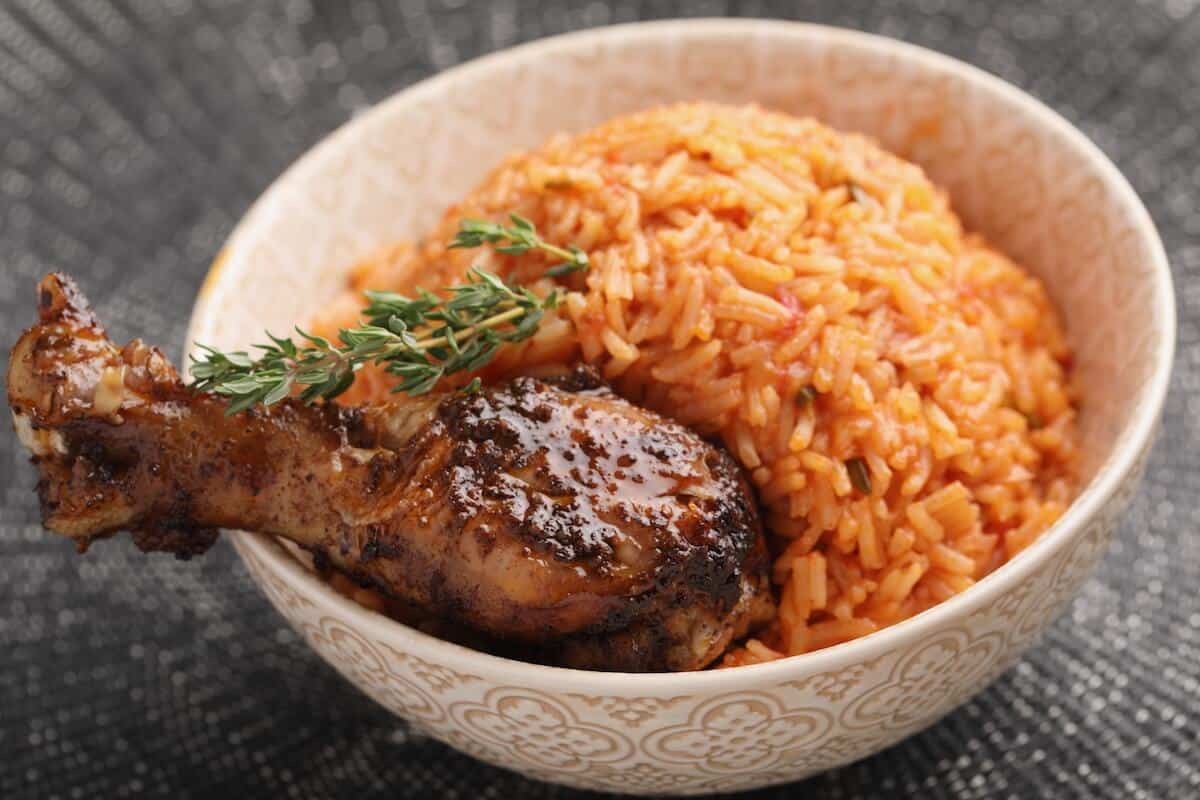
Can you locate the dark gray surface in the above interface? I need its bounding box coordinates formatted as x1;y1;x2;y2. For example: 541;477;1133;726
1;2;1197;798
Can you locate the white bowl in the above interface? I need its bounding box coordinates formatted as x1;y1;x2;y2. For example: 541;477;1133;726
185;20;1174;795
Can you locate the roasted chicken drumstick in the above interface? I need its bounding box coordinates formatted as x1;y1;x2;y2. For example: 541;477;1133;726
8;274;774;671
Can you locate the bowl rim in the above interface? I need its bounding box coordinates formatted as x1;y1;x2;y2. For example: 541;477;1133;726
188;18;1176;692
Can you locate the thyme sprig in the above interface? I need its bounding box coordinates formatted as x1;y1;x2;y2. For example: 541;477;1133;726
191;215;590;414
190;268;558;414
845;457;873;495
451;213;589;277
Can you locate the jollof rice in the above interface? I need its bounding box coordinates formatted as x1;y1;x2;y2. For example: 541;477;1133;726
314;103;1078;665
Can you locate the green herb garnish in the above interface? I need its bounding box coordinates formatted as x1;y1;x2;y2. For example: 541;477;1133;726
190;267;558;414
451;213;589;277
846;457;872;495
191;215;591;414
796;385;818;407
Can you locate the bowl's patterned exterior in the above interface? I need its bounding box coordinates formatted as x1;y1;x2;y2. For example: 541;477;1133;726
230;441;1151;796
185;21;1174;795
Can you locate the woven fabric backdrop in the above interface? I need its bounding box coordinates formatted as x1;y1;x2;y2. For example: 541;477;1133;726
1;2;1197;798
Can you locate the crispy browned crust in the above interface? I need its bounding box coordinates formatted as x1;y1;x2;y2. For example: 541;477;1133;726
7;273;775;671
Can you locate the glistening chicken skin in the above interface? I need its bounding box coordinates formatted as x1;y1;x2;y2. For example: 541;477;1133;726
7;274;775;671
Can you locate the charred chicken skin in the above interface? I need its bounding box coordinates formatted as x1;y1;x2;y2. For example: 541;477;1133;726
8;274;774;671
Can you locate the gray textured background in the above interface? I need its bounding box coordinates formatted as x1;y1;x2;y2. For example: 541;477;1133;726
1;1;1197;798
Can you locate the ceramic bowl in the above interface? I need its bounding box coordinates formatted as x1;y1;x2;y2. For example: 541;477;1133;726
184;20;1174;796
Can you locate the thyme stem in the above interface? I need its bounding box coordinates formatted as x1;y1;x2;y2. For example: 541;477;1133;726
189;215;590;414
